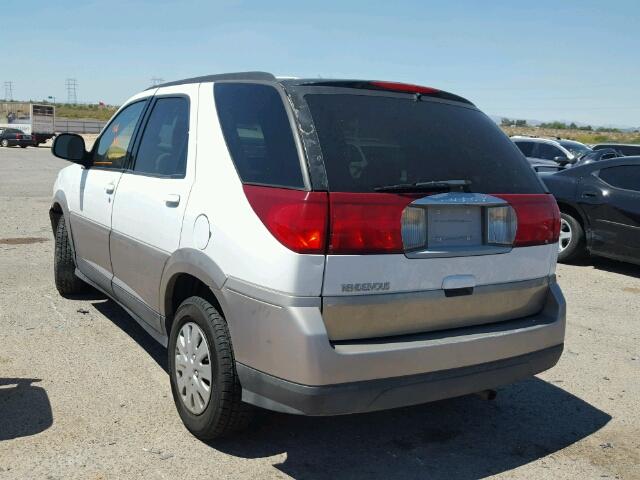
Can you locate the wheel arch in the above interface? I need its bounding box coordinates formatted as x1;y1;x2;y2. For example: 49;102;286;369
160;248;228;336
49;191;75;256
556;201;587;231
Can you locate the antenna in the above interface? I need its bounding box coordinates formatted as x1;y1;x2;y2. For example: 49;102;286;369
65;78;78;104
4;81;14;101
150;77;165;87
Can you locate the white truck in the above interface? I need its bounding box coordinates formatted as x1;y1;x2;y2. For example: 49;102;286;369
0;103;56;145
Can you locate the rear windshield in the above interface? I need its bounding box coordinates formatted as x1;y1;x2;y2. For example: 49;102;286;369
304;93;544;193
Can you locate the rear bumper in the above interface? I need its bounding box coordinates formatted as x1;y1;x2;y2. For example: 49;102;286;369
220;276;566;414
237;344;563;415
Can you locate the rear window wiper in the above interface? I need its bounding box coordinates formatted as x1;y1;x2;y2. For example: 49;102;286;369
374;179;471;193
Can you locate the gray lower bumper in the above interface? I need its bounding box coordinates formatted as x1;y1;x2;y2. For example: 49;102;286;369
237;344;563;416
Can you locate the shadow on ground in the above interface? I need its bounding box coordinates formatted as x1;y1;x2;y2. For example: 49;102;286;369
590;257;640;279
91;298;167;371
90;296;611;480
0;378;53;441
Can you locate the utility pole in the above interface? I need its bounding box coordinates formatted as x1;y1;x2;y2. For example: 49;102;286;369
150;77;164;87
4;81;14;101
65;78;78;104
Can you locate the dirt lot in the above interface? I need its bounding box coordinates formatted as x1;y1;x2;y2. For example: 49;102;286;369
0;147;639;480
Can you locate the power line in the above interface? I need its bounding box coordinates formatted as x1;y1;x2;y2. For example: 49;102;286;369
4;81;13;101
65;78;78;104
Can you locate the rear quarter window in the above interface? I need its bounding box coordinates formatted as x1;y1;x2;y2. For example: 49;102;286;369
214;83;305;189
304;93;544;194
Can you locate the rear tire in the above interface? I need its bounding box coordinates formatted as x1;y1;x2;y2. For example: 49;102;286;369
558;212;586;262
169;296;253;440
54;217;90;295
20;145;27;148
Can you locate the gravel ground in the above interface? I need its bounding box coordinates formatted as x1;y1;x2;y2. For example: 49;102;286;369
1;147;639;480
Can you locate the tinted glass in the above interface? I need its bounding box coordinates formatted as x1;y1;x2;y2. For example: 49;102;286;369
599;166;640;192
93;101;146;168
535;143;566;160
133;97;189;177
514;141;534;156
214;83;304;189
559;140;591;156
619;145;640;156
305;94;543;193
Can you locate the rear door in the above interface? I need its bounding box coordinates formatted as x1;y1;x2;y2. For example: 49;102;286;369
110;88;196;330
296;88;558;340
69;100;148;292
582;164;640;262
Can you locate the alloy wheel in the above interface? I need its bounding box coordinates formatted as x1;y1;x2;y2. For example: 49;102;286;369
559;218;572;252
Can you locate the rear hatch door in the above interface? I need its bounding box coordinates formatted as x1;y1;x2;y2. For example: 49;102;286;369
289;84;559;340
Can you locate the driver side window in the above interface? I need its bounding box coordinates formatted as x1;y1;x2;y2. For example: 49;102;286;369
92;101;147;169
535;143;565;161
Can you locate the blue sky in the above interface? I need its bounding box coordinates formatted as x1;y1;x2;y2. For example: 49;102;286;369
2;0;639;126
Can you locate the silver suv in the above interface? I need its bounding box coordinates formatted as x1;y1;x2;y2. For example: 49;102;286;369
50;72;565;439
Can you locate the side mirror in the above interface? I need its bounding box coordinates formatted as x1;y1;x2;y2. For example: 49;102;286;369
554;156;572;165
52;133;88;165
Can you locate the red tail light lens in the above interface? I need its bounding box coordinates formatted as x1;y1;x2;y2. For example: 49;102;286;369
495;194;560;247
243;185;328;254
329;193;416;254
369;81;439;95
16;134;22;139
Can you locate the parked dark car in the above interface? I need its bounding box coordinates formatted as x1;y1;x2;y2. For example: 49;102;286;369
592;143;640;156
574;148;622;166
0;127;33;148
540;157;640;265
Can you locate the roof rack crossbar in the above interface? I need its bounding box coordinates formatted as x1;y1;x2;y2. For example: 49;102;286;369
147;71;276;90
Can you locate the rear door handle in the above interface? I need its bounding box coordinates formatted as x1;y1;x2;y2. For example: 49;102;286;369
582;191;598;199
165;194;181;206
105;183;115;194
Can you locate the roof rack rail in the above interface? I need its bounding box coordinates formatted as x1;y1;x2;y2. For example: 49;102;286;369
147;71;276;90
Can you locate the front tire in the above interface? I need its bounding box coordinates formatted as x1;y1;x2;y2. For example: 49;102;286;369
54;217;90;295
0;139;9;147
169;296;252;440
558;212;586;262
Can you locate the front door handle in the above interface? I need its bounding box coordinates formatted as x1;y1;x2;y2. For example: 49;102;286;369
582;190;599;199
105;183;115;194
165;194;181;207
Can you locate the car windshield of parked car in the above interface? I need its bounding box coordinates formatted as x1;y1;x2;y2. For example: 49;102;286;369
305;93;543;193
559;140;591;157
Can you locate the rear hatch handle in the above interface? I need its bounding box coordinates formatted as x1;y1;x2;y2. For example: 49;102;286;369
442;274;476;297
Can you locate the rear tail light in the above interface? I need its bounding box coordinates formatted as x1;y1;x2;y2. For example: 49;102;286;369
328;193;417;254
401;207;427;251
243;186;417;255
242;185;328;254
16;134;22;139
244;186;559;255
486;205;517;245
495;194;560;247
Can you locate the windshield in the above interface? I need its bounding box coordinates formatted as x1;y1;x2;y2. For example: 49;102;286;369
559;140;591;156
304;93;543;193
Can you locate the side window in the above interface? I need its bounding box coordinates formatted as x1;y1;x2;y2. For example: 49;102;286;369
514;141;534;157
133;97;190;177
214;83;304;189
93;101;146;169
598;166;640;192
619;146;640;156
535;143;565;161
